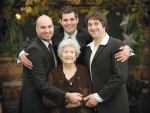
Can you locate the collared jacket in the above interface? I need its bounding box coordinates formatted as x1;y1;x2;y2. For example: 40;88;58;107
84;37;129;113
42;64;93;113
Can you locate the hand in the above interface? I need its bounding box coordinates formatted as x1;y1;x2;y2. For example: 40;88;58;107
65;92;82;104
115;46;130;62
84;94;98;107
65;101;81;108
20;53;33;69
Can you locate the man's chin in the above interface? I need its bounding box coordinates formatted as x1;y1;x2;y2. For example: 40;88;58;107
90;34;96;37
44;35;51;38
66;28;74;32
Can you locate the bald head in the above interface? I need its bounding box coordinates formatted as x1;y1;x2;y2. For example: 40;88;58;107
36;15;53;26
36;15;54;42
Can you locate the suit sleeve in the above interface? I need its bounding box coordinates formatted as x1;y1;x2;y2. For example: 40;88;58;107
80;66;93;107
26;47;66;105
98;41;128;101
42;73;65;107
18;38;37;54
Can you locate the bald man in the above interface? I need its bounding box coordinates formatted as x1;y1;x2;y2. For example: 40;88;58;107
19;15;82;113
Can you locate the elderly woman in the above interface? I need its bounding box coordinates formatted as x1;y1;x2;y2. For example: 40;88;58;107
42;39;93;113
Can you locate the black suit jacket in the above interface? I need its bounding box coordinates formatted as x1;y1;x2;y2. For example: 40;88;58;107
19;26;92;65
84;37;129;113
19;38;66;113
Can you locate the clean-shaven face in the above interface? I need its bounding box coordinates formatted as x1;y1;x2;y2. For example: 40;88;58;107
87;19;106;40
36;15;54;42
59;12;79;36
60;46;77;65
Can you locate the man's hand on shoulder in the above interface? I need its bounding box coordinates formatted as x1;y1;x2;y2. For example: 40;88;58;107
115;46;130;62
20;53;33;69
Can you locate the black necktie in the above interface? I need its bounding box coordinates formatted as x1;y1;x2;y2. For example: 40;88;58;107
48;43;55;67
68;37;72;39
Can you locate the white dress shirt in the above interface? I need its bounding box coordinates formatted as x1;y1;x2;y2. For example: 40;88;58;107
87;33;110;103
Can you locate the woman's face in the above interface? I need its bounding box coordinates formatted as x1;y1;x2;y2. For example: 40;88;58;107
60;46;76;64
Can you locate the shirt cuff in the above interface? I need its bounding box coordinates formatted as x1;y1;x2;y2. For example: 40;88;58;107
125;45;135;56
17;50;25;63
93;93;104;103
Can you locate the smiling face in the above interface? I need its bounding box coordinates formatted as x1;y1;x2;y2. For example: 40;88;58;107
87;18;106;40
60;46;77;65
59;12;79;36
36;15;54;42
85;11;108;41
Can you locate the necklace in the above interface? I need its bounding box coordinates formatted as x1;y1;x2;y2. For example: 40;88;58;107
69;75;75;85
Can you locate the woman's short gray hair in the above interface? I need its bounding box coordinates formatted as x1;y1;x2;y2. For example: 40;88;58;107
57;38;81;58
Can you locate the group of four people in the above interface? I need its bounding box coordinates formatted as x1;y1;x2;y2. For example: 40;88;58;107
18;5;132;113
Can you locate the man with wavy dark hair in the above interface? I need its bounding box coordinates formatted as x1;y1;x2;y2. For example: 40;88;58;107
84;11;129;113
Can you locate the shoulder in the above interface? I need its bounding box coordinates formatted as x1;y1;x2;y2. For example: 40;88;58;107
26;39;46;56
77;28;92;41
108;37;125;53
50;64;63;73
77;27;87;31
76;63;86;68
54;26;63;33
26;38;38;49
76;64;89;72
77;28;89;34
108;37;124;47
109;37;123;43
76;64;90;79
26;38;40;49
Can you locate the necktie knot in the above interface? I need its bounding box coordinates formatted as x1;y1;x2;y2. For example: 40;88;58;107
48;43;53;48
68;37;72;39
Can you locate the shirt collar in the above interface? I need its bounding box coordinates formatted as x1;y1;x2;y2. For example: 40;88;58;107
41;39;52;48
63;29;77;40
87;33;109;47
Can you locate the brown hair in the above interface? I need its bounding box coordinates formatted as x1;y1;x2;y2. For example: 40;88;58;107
85;11;108;31
59;6;78;19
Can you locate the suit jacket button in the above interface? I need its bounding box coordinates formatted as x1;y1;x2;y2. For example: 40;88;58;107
77;76;80;79
60;80;63;83
79;87;82;90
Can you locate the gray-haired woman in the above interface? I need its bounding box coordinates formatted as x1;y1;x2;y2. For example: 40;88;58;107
43;38;93;113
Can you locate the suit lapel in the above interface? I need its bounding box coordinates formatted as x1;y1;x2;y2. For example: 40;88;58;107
55;34;64;44
37;38;49;56
76;29;84;46
86;46;92;69
52;33;64;46
37;38;54;66
93;45;105;62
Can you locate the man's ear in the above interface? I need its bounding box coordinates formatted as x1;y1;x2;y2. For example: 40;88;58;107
35;26;37;33
59;19;62;25
77;17;79;23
